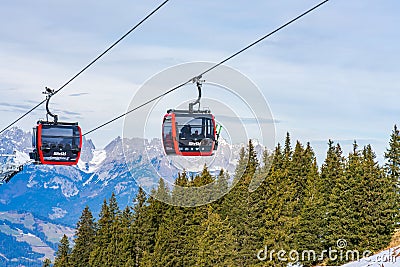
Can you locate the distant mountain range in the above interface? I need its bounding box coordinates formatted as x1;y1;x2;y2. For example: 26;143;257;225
0;127;261;266
0;210;75;266
1;127;389;267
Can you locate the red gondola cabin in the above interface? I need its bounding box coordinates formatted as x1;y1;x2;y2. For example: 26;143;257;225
29;121;82;165
162;109;216;156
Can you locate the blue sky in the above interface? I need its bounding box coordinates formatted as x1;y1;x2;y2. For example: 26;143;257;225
0;0;399;164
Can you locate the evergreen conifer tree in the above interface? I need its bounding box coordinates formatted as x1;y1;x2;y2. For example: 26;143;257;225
212;169;230;214
152;171;202;266
385;125;400;182
357;145;397;251
321;141;345;254
283;132;292;168
109;192;120;218
326;142;362;265
384;125;400;219
62;129;400;267
70;205;96;267
131;187;148;266
258;143;296;267
139;179;171;266
54;234;70;267
152;205;193;266
294;143;324;266
114;206;134;266
89;199;113;266
42;258;51;267
196;207;236;267
220;140;261;266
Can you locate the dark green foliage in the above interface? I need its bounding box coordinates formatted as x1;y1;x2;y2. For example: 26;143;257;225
89;194;135;266
357;145;394;250
384;125;400;224
385;125;400;182
131;187;148;266
257;140;297;267
219;139;262;266
325;142;365;265
321;140;345;198
54;234;70;267
109;192;120;219
152;206;195;266
42;258;51;267
70;206;96;267
196;207;236;266
321;140;346;258
283;132;292;166
323;141;398;265
293;143;324;266
115;206;134;266
89;198;114;266
61;131;399;267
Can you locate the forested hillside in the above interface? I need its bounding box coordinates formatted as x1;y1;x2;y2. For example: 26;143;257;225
48;126;400;267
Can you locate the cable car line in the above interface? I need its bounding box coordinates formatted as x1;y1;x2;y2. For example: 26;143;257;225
83;78;193;136
83;0;330;137
196;0;330;79
0;0;171;135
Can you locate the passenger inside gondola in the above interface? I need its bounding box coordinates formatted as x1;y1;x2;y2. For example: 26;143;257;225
191;130;204;139
180;124;191;139
192;130;199;139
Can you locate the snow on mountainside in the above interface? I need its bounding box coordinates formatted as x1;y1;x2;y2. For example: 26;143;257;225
1;129;139;224
0;210;74;266
0;127;31;155
0;128;263;202
0;127;258;266
2;128;397;267
0;128;136;266
314;247;400;267
339;246;400;267
0;128;258;223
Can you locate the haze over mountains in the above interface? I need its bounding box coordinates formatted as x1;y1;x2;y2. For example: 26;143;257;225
0;127;252;266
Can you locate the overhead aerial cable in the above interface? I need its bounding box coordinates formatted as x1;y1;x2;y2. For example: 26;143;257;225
83;0;330;137
0;0;171;135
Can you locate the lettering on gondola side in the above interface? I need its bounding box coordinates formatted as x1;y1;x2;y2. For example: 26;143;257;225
53;151;67;156
188;141;201;146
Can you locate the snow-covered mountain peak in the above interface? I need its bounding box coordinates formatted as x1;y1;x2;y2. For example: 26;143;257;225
78;149;106;173
79;137;95;163
0;127;31;154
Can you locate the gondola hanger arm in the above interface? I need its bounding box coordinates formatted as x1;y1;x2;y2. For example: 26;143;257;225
43;87;58;124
